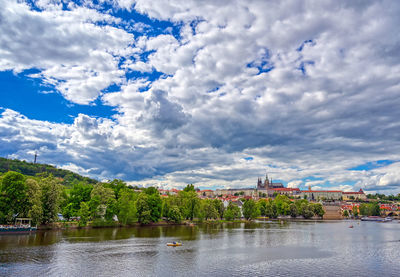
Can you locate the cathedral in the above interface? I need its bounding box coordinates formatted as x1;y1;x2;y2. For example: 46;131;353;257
257;173;284;190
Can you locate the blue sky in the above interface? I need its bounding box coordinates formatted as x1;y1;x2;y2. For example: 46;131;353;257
1;0;400;193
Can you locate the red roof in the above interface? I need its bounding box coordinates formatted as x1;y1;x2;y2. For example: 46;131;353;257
201;190;213;192
343;191;364;194
271;188;300;191
301;190;342;193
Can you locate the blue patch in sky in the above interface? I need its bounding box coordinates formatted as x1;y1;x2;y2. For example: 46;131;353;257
298;60;315;75
349;160;396;171
0;71;116;123
244;157;253;161
304;176;324;181
247;49;274;75
297;39;315;52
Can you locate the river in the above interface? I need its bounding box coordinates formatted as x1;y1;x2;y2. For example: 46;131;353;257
1;220;399;276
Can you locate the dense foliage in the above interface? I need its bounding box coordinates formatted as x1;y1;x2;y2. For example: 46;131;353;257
0;168;338;227
367;193;400;201
0;157;97;186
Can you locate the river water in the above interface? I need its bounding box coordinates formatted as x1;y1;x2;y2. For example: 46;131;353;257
0;220;399;276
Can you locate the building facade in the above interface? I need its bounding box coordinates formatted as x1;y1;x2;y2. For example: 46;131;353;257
342;189;367;201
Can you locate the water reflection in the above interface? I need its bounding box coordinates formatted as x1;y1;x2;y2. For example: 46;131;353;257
1;221;399;276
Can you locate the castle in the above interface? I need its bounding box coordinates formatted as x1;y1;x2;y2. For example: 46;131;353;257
257;173;284;190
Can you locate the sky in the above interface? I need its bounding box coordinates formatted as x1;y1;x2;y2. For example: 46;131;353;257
1;0;400;193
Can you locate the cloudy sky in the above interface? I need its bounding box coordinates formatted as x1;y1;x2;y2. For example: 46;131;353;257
1;0;400;193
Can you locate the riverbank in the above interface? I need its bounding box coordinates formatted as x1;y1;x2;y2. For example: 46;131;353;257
37;216;334;230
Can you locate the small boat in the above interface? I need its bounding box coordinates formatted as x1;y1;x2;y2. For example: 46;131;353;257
360;216;392;222
167;241;182;247
0;218;37;234
349;225;353;228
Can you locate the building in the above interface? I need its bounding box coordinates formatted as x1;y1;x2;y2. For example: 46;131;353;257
257;173;284;190
299;190;343;201
342;189;367;201
215;188;257;197
197;189;215;198
270;187;300;197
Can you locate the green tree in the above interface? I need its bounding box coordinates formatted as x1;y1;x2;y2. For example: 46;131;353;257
289;203;298;218
117;189;137;225
312;203;325;217
41;175;63;224
342;210;349;217
66;182;93;217
147;193;162;222
359;203;369;216
370;202;380;216
26;179;43;225
213;199;225;219
203;200;219;220
183;184;195;192
242;199;259;220
136;193;152;224
167;205;182;223
104;179;127;199
257;199;267;216
179;190;200;220
224;202;241;220
301;203;314;219
0;171;28;223
89;184;115;219
78;202;90;227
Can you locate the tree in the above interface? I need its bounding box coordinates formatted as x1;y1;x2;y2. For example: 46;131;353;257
257;199;267;216
78;202;90;227
66;182;93;217
179;190;199;220
281;202;290;216
312;203;325;217
0;171;28;223
89;184;115;219
359;203;369;216
41;175;63;224
352;206;359;217
136;193;152;224
301;203;314;219
289;203;298;218
371;202;380;216
167;205;182;223
201;199;219;220
342;210;349;217
117;189;137;225
183;184;195;192
26;179;43;225
242;199;259;220
224;202;241;220
104;179;127;199
144;186;159;196
147;193;162;222
213;199;224;219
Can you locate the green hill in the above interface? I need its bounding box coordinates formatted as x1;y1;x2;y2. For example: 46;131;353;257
0;157;98;186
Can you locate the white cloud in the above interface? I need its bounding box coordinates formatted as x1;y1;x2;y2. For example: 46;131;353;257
0;0;134;104
1;0;400;193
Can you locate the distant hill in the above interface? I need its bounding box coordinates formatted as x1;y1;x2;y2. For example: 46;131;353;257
0;157;98;186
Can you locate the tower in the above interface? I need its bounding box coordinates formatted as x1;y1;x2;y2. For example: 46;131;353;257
264;173;270;187
34;151;37;164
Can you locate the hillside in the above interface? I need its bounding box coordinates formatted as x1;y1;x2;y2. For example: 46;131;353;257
0;157;98;186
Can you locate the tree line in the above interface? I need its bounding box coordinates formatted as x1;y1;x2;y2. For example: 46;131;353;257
0;172;324;226
343;202;381;218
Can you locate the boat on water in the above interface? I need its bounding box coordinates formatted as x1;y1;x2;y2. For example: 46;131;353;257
0;218;37;234
167;242;182;247
360;216;392;222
